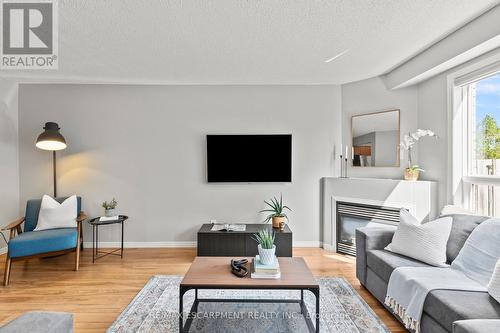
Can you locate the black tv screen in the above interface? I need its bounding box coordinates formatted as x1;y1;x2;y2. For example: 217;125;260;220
207;134;292;182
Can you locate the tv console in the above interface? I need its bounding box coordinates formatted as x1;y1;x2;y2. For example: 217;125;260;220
197;223;292;257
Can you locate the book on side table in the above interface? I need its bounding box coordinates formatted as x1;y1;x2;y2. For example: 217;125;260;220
251;255;281;279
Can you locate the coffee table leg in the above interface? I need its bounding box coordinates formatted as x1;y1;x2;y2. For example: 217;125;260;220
179;286;185;333
313;287;320;333
300;289;304;314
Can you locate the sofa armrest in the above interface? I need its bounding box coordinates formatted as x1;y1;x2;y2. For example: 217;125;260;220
453;320;500;333
355;227;395;285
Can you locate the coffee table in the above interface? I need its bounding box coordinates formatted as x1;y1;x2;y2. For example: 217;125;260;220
179;257;319;333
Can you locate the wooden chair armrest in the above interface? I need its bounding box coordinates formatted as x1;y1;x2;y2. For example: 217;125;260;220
2;217;25;231
76;212;88;223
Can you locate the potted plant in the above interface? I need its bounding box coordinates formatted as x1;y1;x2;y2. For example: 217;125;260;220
253;229;276;265
260;194;291;230
404;165;424;181
102;198;118;217
400;129;437;181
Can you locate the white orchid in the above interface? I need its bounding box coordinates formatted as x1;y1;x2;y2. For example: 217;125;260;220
400;129;437;151
400;129;437;168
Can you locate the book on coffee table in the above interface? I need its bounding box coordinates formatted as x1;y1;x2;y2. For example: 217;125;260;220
251;256;281;279
253;255;279;272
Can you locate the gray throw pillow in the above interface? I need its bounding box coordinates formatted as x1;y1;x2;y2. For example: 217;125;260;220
441;214;488;263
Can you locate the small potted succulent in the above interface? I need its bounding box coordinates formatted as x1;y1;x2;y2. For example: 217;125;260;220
260;194;291;230
253;229;276;265
102;198;118;217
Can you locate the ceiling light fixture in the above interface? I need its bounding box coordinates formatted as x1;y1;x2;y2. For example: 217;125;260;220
324;49;349;63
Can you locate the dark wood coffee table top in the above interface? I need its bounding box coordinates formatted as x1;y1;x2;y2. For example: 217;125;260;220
181;256;318;289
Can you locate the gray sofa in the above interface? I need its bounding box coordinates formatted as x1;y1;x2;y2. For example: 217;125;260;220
356;214;500;333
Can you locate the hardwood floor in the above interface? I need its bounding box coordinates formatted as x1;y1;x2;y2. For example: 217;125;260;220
0;248;404;332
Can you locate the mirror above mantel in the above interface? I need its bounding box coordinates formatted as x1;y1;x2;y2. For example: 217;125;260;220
351;109;400;167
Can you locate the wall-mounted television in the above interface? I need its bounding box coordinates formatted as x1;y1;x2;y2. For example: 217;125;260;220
207;134;292;183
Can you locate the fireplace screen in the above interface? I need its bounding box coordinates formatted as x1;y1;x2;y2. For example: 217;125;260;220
336;202;400;256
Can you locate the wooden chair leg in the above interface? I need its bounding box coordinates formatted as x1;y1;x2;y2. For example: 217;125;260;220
3;256;11;286
80;226;84;251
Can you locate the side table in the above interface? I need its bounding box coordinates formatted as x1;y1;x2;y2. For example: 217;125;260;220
87;215;129;263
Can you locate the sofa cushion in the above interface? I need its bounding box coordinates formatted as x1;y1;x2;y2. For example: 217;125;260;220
366;249;429;282
8;228;77;258
453;319;500;333
423;290;500;332
443;214;489;263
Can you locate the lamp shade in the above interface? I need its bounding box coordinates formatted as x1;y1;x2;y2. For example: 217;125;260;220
36;122;67;151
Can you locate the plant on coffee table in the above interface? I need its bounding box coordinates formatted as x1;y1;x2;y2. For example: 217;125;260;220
253;229;276;265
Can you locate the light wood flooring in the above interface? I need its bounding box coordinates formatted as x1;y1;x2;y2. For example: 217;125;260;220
0;248;404;332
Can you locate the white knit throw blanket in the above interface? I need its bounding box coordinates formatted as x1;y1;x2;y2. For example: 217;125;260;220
385;218;500;333
385;267;486;333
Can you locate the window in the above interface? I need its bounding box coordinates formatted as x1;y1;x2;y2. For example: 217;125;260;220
458;71;500;216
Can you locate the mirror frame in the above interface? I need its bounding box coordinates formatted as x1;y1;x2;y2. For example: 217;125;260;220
351;109;400;168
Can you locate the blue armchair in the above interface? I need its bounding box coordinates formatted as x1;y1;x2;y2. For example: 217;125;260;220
2;197;86;286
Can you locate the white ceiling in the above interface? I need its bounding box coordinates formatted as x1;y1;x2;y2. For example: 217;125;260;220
1;0;499;85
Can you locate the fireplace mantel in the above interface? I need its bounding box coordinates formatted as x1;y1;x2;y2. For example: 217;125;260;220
321;177;438;252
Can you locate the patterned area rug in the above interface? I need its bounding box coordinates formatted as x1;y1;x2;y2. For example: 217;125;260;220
108;275;389;333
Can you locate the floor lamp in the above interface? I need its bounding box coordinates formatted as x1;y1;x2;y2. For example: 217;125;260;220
36;122;67;198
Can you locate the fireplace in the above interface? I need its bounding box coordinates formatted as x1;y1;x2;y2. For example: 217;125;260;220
336;201;400;256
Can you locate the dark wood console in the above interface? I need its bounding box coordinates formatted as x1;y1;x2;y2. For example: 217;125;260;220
197;224;292;257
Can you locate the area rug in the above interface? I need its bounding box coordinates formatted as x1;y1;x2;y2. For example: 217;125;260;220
108;275;390;333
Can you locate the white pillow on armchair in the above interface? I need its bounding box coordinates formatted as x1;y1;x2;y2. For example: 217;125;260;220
34;195;78;231
489;259;500;303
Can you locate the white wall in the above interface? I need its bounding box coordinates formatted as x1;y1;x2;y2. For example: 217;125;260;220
18;84;342;245
0;79;19;253
417;74;448;209
341;76;418;178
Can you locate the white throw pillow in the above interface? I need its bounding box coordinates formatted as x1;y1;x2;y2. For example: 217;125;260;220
34;195;78;231
385;209;452;267
440;205;475;216
489;259;500;303
451;219;500;286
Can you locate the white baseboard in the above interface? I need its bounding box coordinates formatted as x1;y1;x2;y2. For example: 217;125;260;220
82;241;323;249
293;241;323;247
0;247;7;255
82;241;197;248
322;243;335;252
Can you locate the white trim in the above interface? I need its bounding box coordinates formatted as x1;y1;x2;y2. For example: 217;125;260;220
322;243;335;252
293;241;322;248
82;241;323;249
82;241;197;248
463;176;500;186
447;50;500;206
455;61;500;86
0;247;6;255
